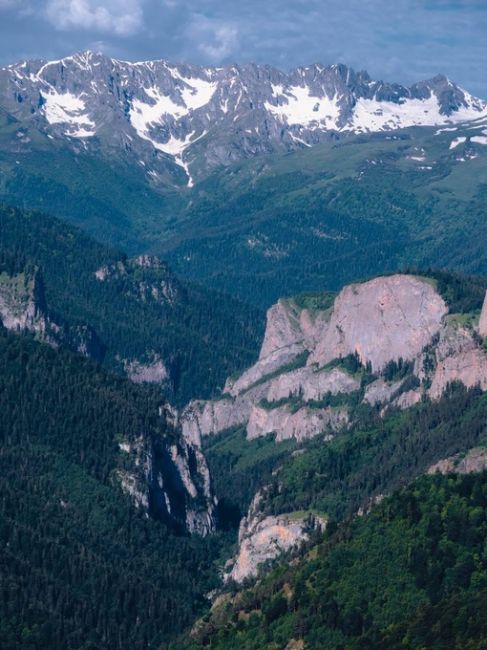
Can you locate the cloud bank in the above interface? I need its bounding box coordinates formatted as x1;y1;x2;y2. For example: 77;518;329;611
0;0;486;97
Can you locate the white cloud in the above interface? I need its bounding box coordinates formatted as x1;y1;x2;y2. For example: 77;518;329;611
45;0;144;36
186;14;238;61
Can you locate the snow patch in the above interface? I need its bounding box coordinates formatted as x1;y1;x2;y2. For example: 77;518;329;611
180;77;216;111
265;84;340;128
41;90;95;137
351;95;443;131
450;137;466;149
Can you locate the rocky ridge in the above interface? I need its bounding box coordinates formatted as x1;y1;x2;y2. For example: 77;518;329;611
1;52;487;185
182;275;487;444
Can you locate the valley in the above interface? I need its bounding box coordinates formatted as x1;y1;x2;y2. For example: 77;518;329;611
0;49;487;650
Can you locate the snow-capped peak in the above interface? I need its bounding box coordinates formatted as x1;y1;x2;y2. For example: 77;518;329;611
1;52;486;186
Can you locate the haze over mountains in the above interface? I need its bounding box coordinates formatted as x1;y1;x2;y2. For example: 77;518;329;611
2;51;487;186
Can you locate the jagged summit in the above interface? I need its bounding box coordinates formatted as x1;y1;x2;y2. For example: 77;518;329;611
1;51;486;185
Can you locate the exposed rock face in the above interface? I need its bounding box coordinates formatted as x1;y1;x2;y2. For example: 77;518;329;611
392;389;422;409
0;268;105;361
181;274;487;443
247;404;348;443
308;276;447;371
117;408;217;536
428;324;487;399
363;378;403;406
181;394;257;443
427;447;487;475
124;355;169;384
0;269;48;334
258;299;328;362
94;255;180;305
478;291;487;336
265;366;360;402
227;493;326;583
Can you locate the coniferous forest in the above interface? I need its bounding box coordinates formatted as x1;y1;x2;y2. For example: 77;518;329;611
0;19;487;648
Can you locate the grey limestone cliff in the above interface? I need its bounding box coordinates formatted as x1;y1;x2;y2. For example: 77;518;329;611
226;492;326;583
117;406;217;536
181;274;487;444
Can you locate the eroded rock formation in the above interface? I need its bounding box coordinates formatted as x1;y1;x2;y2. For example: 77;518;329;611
227;493;326;583
117;406;217;536
182;274;487;444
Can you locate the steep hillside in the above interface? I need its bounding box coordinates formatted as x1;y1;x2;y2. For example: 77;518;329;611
182;273;487;583
0;204;264;404
0;326;226;649
181;472;487;650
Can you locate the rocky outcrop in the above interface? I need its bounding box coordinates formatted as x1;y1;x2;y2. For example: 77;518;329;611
265;366;360;402
124;354;169;384
117;406;217;536
95;255;180;305
258;299;328;362
247;404;348;442
0;269;48;334
181;274;487;443
0;268;105;361
227;493;326;583
308;275;447;371
181;394;257;444
392;388;422;409
428;324;487;399
363;378;403;406
478;291;487;336
427;447;487;475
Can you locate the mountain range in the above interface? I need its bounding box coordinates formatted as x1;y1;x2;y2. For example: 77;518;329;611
1;51;487;187
1;51;487;650
2;52;487;309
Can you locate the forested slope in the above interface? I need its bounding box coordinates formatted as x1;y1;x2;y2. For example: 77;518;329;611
0;204;263;403
0;326;226;649
183;472;487;649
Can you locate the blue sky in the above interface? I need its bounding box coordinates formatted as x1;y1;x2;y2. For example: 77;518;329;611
1;0;486;97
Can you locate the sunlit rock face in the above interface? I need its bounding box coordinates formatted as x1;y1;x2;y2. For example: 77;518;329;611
478;290;487;336
182;274;487;444
308;275;447;371
227;493;326;583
